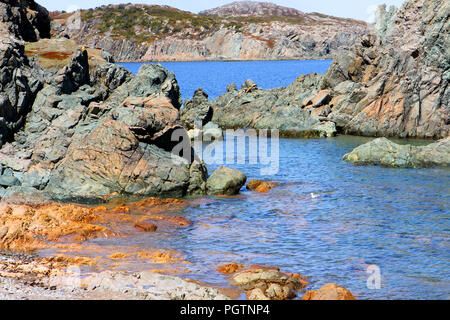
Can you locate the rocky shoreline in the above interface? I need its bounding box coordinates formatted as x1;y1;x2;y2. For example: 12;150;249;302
0;0;448;301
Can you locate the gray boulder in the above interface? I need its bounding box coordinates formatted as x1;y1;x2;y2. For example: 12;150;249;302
343;137;450;168
0;175;21;187
0;186;52;205
206;166;247;195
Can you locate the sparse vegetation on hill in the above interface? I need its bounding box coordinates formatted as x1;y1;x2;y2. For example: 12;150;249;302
50;3;370;62
52;3;366;44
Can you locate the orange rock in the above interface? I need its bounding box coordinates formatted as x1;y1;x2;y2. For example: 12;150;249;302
137;251;183;264
44;255;99;266
108;253;131;260
127;197;187;216
217;263;244;274
246;180;279;193
134;221;158;232
112;205;130;213
0;203;113;252
143;214;191;227
301;283;356;300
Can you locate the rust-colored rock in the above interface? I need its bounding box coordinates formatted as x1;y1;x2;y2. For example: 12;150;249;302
301;283;356;300
134;221;158;232
217;263;244;274
142;215;191;227
0;203;114;252
246;180;279;193
108;253;132;260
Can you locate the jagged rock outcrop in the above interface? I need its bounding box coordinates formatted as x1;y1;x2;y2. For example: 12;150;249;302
0;0;51;41
318;0;449;139
0;36;43;147
343;137;450;168
184;75;337;138
0;48;209;202
50;4;369;62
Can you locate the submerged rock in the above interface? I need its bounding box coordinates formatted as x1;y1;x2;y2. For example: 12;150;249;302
343;137;450;168
134;221;158;232
206;167;247;196
302;283;355;300
246;180;279;193
217;263;244;275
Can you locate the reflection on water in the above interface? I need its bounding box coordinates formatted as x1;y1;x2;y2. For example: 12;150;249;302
39;136;450;300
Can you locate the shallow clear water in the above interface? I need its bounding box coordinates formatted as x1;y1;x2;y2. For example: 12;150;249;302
72;61;449;300
119;59;332;100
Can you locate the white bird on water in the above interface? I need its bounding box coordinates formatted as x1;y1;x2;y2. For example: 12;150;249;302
310;193;319;199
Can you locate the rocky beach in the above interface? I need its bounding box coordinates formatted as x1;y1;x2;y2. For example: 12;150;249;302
0;0;449;301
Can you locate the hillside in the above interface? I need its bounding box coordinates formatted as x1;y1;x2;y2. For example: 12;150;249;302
50;2;370;62
199;1;308;18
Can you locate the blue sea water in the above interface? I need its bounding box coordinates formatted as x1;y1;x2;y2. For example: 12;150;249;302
119;59;332;100
97;61;449;300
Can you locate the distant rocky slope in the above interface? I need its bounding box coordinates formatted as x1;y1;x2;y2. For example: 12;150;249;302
199;1;307;18
185;0;449;140
50;2;370;62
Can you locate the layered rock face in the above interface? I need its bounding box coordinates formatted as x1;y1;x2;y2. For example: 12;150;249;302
0;0;51;41
319;0;449;139
137;21;368;62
